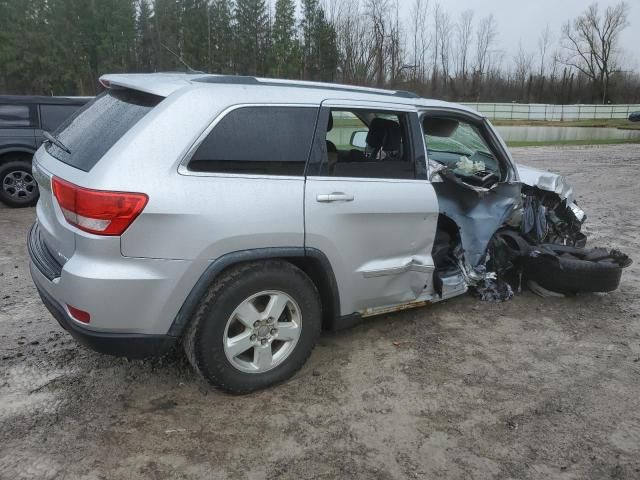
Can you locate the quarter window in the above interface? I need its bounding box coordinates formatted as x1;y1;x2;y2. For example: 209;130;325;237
188;106;318;176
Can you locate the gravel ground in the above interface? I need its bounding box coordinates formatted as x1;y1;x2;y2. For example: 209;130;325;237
1;144;639;480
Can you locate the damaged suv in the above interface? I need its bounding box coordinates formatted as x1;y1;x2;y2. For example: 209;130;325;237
28;74;631;393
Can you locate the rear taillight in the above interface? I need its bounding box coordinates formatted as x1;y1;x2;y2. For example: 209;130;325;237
52;177;148;236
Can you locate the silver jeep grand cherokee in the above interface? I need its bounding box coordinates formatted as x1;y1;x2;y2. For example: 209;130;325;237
29;73;590;393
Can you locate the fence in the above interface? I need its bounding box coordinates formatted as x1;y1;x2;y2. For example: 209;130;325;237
459;103;640;121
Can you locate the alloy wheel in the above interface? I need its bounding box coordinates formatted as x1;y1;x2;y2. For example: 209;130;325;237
223;290;302;373
2;170;37;201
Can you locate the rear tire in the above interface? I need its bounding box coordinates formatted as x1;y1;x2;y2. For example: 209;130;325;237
183;260;322;394
0;159;39;208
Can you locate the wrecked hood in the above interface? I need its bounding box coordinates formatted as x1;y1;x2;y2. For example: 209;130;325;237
516;164;574;203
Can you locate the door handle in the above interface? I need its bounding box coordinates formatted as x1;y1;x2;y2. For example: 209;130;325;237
316;193;355;203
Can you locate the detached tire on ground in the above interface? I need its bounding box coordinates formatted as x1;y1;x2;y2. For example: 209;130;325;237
0;159;39;208
183;260;322;394
523;244;631;294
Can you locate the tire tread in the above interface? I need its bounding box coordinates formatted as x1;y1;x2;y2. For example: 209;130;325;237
183;260;321;394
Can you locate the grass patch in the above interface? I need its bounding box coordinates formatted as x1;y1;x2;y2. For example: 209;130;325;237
493;118;640;130
506;138;640;147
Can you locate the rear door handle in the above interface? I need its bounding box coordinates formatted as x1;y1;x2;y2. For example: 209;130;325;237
316;193;355;203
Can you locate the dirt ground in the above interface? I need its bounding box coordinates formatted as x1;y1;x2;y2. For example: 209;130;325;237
1;144;639;480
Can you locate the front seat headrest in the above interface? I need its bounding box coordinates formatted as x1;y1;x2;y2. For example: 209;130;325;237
367;118;398;149
384;122;402;151
327;112;334;132
423;117;459;137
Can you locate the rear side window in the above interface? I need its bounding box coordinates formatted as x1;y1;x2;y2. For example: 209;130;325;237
39;104;82;132
0;104;36;127
45;89;162;172
188;106;317;176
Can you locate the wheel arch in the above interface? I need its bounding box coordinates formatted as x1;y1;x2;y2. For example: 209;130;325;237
437;213;462;239
0;148;35;164
168;247;341;337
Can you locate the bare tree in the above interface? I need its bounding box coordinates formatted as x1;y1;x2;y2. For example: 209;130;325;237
335;0;377;85
537;24;554;77
410;0;430;82
561;1;630;103
365;0;392;87
455;10;474;80
550;49;562;80
386;0;405;86
322;0;345;26
435;4;452;89
474;14;497;76
513;40;534;99
315;0;637;102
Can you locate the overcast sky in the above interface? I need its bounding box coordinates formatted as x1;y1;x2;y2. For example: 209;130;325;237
397;0;640;69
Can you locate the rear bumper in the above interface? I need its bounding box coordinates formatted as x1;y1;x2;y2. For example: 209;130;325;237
27;216;201;335
31;265;176;358
28;221;183;358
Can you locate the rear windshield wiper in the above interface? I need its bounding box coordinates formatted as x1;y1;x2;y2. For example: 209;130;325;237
43;131;71;154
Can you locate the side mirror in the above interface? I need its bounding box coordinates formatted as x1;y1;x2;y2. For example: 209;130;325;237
350;130;368;149
629;112;640;122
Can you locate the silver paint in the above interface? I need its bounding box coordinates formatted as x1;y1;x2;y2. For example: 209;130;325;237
29;73;584;338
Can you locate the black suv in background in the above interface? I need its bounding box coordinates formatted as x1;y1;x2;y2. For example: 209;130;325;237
0;95;90;207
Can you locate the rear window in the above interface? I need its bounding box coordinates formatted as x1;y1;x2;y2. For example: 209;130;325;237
0;104;36;127
188;106;318;176
45;89;162;172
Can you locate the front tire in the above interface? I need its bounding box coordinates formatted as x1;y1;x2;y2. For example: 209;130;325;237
524;244;630;293
183;260;322;394
0;159;39;207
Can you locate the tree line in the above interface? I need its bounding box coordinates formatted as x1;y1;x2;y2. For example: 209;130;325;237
0;0;637;104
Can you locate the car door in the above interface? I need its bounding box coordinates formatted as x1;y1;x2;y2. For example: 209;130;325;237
304;100;439;317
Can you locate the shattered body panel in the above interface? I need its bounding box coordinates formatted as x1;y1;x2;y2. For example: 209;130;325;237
516;164;575;203
433;180;521;267
516;163;587;245
433;162;587;268
420;112;627;304
427;156;589;302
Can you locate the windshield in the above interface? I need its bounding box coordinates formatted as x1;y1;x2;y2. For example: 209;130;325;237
423;116;503;186
425;122;492;157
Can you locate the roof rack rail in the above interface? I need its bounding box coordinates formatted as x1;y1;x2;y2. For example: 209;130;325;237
394;90;421;99
193;75;260;85
193;75;421;99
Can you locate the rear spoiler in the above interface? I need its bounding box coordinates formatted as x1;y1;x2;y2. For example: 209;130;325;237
98;73;197;98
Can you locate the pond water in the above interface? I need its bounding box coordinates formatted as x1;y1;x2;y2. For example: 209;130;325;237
495;125;640;142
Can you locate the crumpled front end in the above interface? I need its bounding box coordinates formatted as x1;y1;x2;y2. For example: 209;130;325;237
517;164;575;203
424;114;628;302
516;164;587;247
429;159;629;302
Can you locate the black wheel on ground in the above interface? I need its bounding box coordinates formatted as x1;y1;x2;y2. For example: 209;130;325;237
183;260;322;394
0;159;39;207
524;245;626;294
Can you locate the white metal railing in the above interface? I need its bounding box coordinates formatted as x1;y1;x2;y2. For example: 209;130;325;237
459;102;640;121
